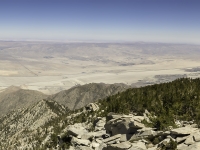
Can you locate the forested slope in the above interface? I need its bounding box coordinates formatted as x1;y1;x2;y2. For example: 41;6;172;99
99;78;200;129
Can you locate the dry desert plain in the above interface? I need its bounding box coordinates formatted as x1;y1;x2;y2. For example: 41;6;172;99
0;41;200;94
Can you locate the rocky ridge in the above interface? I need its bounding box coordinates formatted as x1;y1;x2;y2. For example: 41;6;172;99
48;83;129;110
1;78;200;149
59;104;200;150
0;86;48;116
0;100;67;149
1;100;200;150
0;82;128;117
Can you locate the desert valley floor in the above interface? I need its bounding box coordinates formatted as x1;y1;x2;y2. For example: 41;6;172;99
0;41;200;94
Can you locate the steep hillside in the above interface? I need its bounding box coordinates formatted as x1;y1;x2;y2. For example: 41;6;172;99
48;83;129;110
0;99;68;149
99;78;200;129
2;78;200;149
0;86;48;116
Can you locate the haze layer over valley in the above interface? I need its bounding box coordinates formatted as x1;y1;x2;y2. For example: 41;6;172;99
0;41;200;94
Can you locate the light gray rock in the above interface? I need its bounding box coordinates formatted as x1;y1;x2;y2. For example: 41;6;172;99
176;136;189;143
95;118;106;131
129;129;164;142
129;141;147;150
146;147;156;150
96;139;103;144
129;134;143;142
143;110;151;123
157;138;171;149
188;142;200;150
68;146;75;150
106;112;122;121
132;116;145;123
177;143;188;150
71;137;90;146
164;131;170;135
175;120;182;127
103;134;121;144
103;141;132;150
184;135;195;145
90;130;106;139
190;124;198;128
86;103;99;111
67;124;88;137
171;127;198;135
81;132;94;140
193;132;200;142
139;130;155;138
120;134;133;142
91;141;100;148
146;143;154;149
75;146;92;150
96;142;107;150
105;115;145;136
177;142;200;150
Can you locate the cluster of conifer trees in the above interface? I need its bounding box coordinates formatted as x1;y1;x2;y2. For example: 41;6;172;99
100;78;200;129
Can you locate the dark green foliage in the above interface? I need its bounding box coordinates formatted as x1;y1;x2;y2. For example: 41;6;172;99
73;113;87;123
50;133;57;148
36;78;200;148
152;137;160;145
160;139;177;150
99;78;200;130
60;133;71;149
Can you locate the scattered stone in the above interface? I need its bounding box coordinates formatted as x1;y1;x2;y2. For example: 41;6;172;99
177;143;188;150
184;135;195;145
103;134;121;144
105;115;145;136
188;142;200;150
176;136;189;143
71;137;91;146
86;103;99;111
193;132;200;142
129;141;147;150
67;125;88;137
103;141;132;150
120;134;133;142
171;126;198;135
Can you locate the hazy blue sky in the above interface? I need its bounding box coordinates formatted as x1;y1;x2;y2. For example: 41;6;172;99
0;0;200;44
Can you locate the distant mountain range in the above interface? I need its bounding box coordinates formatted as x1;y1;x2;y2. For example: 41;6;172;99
0;82;129;149
0;86;47;116
48;83;129;110
0;83;129;117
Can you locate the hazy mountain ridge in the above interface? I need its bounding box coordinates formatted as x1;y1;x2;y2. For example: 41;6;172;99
48;83;130;110
0;83;129;117
0;86;48;116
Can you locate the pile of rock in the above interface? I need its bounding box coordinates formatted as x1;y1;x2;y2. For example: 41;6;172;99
57;105;200;150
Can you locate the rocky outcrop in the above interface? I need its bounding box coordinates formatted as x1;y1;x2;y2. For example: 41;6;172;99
62;110;200;150
171;126;198;135
105;114;145;136
86;103;99;112
1;96;200;150
103;141;132;150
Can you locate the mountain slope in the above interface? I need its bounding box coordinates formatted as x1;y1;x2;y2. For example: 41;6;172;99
2;78;200;149
48;83;129;110
99;78;200;129
0;86;48;116
0;99;67;149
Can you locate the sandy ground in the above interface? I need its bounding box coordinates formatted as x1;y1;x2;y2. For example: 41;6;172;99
0;42;200;94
